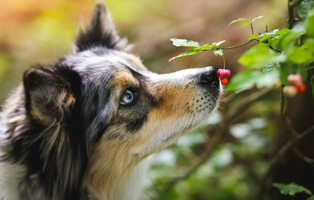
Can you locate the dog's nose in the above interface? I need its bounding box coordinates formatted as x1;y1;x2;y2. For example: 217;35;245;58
198;66;219;87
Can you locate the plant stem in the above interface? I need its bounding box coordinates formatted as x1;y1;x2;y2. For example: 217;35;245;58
201;39;255;52
250;22;255;35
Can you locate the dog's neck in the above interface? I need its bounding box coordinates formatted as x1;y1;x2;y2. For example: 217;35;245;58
0;158;150;200
87;158;150;200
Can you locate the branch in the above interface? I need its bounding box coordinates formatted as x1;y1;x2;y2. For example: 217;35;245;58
261;125;314;187
289;0;302;8
288;0;296;29
228;87;274;122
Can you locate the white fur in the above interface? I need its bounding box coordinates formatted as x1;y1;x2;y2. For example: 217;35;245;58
0;162;26;200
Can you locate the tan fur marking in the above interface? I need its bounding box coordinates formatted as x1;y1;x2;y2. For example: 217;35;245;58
127;54;147;71
111;71;140;90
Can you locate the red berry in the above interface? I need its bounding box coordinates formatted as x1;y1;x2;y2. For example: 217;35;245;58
217;69;222;77
224;69;231;77
296;83;305;92
221;77;228;85
217;69;231;78
218;75;224;79
288;74;303;86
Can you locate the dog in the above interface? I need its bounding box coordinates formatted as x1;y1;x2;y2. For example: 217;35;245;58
0;2;222;200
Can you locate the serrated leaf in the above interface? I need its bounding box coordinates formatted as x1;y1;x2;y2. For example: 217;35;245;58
213;49;223;56
170;38;200;48
216;40;226;47
252;16;263;23
229;18;250;26
273;183;313;196
241;22;251;28
169;49;202;62
249;34;259;40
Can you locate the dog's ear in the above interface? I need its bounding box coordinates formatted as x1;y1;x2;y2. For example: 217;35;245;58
23;65;81;125
75;2;131;52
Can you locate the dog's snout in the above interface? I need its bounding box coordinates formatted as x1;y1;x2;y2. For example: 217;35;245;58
198;66;219;87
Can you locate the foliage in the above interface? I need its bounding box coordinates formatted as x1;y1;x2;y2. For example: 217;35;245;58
169;7;314;95
273;182;314;199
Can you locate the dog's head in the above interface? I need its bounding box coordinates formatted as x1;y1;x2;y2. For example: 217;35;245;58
4;2;222;199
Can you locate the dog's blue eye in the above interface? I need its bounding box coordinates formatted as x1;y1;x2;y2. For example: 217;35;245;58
120;90;134;105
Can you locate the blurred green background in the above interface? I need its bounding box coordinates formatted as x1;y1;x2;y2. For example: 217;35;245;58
1;0;314;200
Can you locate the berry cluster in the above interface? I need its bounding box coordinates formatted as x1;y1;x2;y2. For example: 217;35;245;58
217;69;231;85
283;74;305;97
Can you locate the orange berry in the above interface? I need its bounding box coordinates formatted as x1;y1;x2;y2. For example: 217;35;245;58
296;83;305;92
221;77;228;85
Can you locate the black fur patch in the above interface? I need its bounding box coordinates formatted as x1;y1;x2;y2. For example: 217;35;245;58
126;114;148;133
75;3;124;52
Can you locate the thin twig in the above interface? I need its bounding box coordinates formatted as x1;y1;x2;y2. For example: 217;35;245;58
201;40;255;52
228;87;274;122
293;148;314;166
250;23;255;35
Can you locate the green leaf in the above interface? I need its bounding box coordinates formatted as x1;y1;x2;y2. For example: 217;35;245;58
285;46;314;64
259;29;279;43
216;40;226;47
305;8;314;36
224;70;262;92
273;182;313;196
307;196;314;200
213;49;223;56
229;18;250;26
169;49;202;62
303;38;314;53
238;43;278;69
297;0;314;20
263;62;280;72
241;22;251;28
256;69;280;89
196;43;216;50
170;38;200;48
249;34;259;40
269;29;292;50
252;16;263;23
